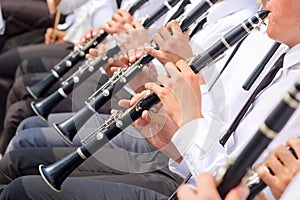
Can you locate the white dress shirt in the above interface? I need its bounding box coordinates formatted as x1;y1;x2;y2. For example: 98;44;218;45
0;4;4;35
168;0;259;178
59;0;118;43
171;40;300;199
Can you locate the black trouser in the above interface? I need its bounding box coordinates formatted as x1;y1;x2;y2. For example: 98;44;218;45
0;44;71;133
0;147;183;197
0;0;53;51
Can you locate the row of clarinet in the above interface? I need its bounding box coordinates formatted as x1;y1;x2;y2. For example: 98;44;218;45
17;0;299;198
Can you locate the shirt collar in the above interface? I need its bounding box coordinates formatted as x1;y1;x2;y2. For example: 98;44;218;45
206;0;257;25
283;43;300;71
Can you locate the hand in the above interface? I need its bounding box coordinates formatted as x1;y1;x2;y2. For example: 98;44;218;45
113;21;150;62
147;20;193;65
85;39;111;60
47;0;60;15
177;172;250;200
78;27;102;46
44;28;67;44
109;54;158;93
256;138;300;199
101;10;134;35
145;60;203;128
118;91;181;161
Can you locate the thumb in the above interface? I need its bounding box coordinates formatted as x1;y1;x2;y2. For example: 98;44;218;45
225;185;250;200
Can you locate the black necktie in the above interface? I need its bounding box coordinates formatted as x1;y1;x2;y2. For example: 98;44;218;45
168;0;191;22
219;53;286;145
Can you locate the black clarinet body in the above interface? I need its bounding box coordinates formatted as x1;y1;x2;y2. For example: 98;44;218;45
53;0;220;143
217;78;300;198
142;0;182;27
190;11;268;73
31;45;121;121
40;11;269;191
243;42;281;91
30;0;184;121
40;92;160;191
26;0;149;99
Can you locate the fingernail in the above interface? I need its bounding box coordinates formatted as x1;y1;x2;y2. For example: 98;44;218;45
145;82;152;88
239;187;250;199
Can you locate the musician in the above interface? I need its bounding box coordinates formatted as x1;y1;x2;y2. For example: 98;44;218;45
177;172;251;200
0;0;261;199
2;1;299;199
139;0;300;198
5;0;258;151
0;0;118;136
0;0;165;154
177;138;300;200
0;138;299;199
0;0;53;52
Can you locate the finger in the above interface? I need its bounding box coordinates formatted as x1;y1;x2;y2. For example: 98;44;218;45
264;154;283;176
164;62;181;78
85;29;93;40
177;184;197;200
153;33;165;49
119;55;130;66
286;137;300;159
110;66;119;74
166;20;183;38
274;145;297;169
196;173;220;200
107;20;117;29
111;109;118;115
225;185;250;200
124;23;135;32
118;10;132;22
118;99;131;108
132;21;144;29
127;49;137;63
183;29;190;37
157;26;172;40
88;48;100;58
145;45;159;56
92;28;101;37
129;92;146;107
142;110;151;122
165;20;182;32
256;164;275;186
111;12;123;23
175;59;194;75
145;82;166;98
135;47;145;60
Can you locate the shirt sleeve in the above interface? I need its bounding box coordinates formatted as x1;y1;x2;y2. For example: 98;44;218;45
169;84;229;181
57;0;88;14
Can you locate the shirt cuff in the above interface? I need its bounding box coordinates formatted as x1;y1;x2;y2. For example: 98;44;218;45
172;118;209;158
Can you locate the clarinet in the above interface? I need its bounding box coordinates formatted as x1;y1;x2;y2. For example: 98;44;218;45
30;0;184;120
242;42;281;91
53;0;220;144
39;11;269;191
25;0;149;99
246;147;298;200
216;78;300;198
